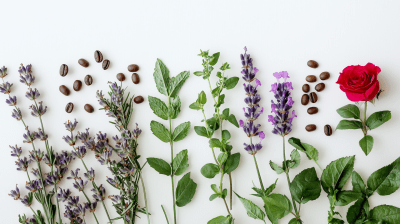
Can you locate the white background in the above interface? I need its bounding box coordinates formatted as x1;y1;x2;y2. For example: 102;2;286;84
1;1;399;223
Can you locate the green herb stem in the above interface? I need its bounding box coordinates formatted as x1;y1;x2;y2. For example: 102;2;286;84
82;190;100;224
168;97;177;224
161;205;170;224
253;155;265;191
363;101;368;135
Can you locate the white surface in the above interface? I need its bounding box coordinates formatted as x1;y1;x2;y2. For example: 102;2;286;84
1;1;399;223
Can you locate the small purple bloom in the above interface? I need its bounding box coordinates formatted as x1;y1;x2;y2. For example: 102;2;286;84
133;123;142;138
19;64;35;87
273;72;282;80
270;83;278;94
15;157;31;171
239;120;244;127
63;134;77;146
20;194;33;207
0;81;13;94
29;101;47;117
67;168;81;180
5;95;17;106
8;185;20;200
72;146;87;159
84;168;95;181
10;145;22;157
11;107;22;120
65;119;78;132
57;188;72;202
72;178;88;191
23;126;37;143
92;185;106;201
25;88;40;100
281;71;290;81
29;148;44;162
85;201;97;213
77;128;90;143
0;66;8;78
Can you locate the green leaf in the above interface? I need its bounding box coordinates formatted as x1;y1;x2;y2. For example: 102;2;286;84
336;120;363;130
150;120;171;143
201;163;220;179
352;171;366;194
148;96;168;120
330;218;345;224
209;194;219;201
173;150;189;176
369;205;400;223
218;152;228;165
288;138;320;167
337;104;361;119
224;153;240;174
198;91;207;104
222;130;231;141
209;52;220;66
211;184;219;194
346;198;369;224
366;111;391;129
290;167;321;204
270;161;284;174
175;172;197;207
168;96;181;119
209;138;222;149
189;102;201;110
289;218;302;224
367;157;400;196
336;191;363;206
153;58;170;96
263;194;292;224
222;108;229;119
321;156;355;194
147;158;171;176
194;126;211;138
207;215;231;224
288;149;301;169
265;179;278;196
215;94;225;107
168;71;190;98
172;122;191;142
225;77;239;90
226;114;239;127
193;71;203;76
235;193;265;221
359;135;374;156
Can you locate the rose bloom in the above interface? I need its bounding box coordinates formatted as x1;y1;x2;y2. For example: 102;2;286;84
336;63;381;102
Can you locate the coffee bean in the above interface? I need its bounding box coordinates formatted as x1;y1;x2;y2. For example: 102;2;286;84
73;80;82;91
310;92;318;103
134;96;144;104
128;64;139;72
301;94;309;105
302;84;310;93
320;72;330;80
324;125;333;136
94;50;103;63
78;59;89;67
84;104;94;113
307;60;318;68
102;59;110;70
307;107;318;115
59;85;70;96
65;102;74;113
306;75;317;83
305;124;317;132
59;64;68;77
117;73;125;81
315;83;325;92
131;73;140;84
84;75;93;86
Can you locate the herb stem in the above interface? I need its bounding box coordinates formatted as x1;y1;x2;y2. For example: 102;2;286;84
168;97;177;224
82;190;100;224
253;154;265;191
161;205;170;224
363;101;368;135
101;200;113;224
128;157;150;224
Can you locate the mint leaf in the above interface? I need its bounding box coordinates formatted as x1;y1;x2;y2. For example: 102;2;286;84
359;135;374;156
168;96;181;119
336;191;362;206
366;110;391;129
367;157;400;196
263;194;292;224
224;153;240;174
337;104;361;119
290;167;321;204
336;120;363;129
194;126;211;138
270;161;284;174
173;149;189;176
168;71;190;98
352;171;366;194
172;121;191;142
153;59;170;96
207;215;231;224
370;205;400;223
346;198;369;224
288;138;320;168
147;158;171;176
289;218;302;224
150;120;170;143
189;102;201;110
201;163;220;179
175;172;197;207
321;156;355;194
225;77;239;90
193;71;203;77
235;193;265;221
288;149;301;169
148;96;168;120
209;138;222;149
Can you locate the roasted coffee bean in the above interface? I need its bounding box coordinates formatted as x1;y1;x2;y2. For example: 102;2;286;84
84;75;93;86
65;102;74;113
315;83;325;92
73;80;82;91
94;50;103;63
59;85;70;96
84;104;94;113
305;124;317;132
324;125;333;136
307;107;318;115
306;75;317;83
78;59;89;67
131;73;140;84
128;64;139;72
301;94;309;105
134;96;144;104
307;60;318;68
320;72;330;80
117;73;125;81
310;92;318;103
102;59;110;70
59;64;68;77
302;84;310;93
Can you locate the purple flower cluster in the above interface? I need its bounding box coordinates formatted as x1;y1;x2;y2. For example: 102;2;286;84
268;71;297;136
239;47;265;155
0;66;7;78
18;64;35;87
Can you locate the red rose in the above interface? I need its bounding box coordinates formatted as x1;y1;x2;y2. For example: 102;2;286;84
336;63;381;102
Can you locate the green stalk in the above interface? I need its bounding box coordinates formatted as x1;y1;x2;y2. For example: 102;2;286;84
168;96;177;224
250;137;265;191
161;205;170;224
82;190;100;224
363;101;368;135
128;157;150;224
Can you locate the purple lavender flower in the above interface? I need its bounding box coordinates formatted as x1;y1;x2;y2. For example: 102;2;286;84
31;168;40;177
10;145;22;157
92;185;106;201
96;132;108;142
45;172;60;186
106;176;121;188
67;168;81;180
8;185;20;200
72;178;88;191
29;148;44;162
65;119;78;132
5;95;17;106
73;145;87;159
84;168;95;181
0;66;7;78
0;81;13;94
239;47;265;155
57;188;72;202
42;154;51;166
25;180;43;192
55;151;75;167
108;194;122;203
84;137;96;151
15;157;31;171
268;71;296;136
23;127;37;143
11;107;22;120
20;194;33;207
35;128;48;141
63;134;77;146
133;123;142;138
25;88;40;100
64;205;83;223
85;201;97;213
77;128;90;143
29;101;47;117
19;64;35;87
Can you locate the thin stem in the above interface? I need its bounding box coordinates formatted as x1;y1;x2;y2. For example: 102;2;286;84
228;173;233;210
168;97;177;224
363;101;368;135
161;205;170;224
223;198;232;216
101;200;113;223
253;155;265;191
139;173;151;224
82;190;100;224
